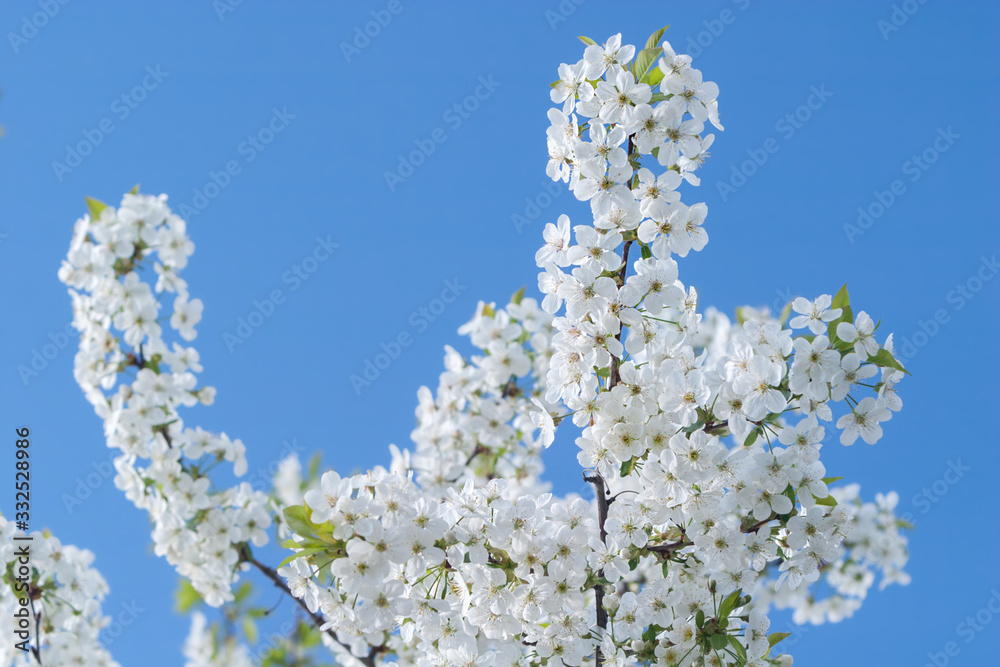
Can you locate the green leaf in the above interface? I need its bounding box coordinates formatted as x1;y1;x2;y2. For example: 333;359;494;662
640;65;665;87
85;196;108;221
645;25;670;50
128;183;140;195
511;285;526;305
813;494;838;507
233;581;252;604
728;635;748;661
709;633;728;650
282;505;315;537
867;348;910;375
308;452;322;482
481;303;495;318
743;428;759;447
831;283;850;312
298;620;322;648
649;92;670;103
821;476;844;485
278;546;327;568
578;36;597;46
550;80;561;88
682;419;705;435
620;456;639;477
768;632;792;648
639;241;652;259
718;588;742;619
632;46;661;81
696;609;705;628
595;366;610;378
827;284;854;345
175;578;202;612
243;616;258;644
778;299;794;327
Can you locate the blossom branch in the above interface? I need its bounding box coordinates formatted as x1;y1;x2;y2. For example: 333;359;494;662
584;471;610;667
245;553;380;667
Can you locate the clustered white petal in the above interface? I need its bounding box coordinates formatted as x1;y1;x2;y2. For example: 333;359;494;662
259;32;909;666
50;30;912;667
0;518;119;666
59;192;272;608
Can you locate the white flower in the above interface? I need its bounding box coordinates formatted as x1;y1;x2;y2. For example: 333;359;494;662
837;396;891;445
837;310;879;358
790;294;842;334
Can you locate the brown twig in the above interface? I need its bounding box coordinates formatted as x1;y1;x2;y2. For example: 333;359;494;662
28;591;43;665
647;513;777;558
608;136;638;392
584;471;610;667
246;554;380;667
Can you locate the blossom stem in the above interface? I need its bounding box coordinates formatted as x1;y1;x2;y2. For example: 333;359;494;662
583;471;610;666
28;591;43;665
246;553;380;667
608;134;638;391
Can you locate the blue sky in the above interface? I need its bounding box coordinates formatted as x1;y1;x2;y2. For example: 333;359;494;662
2;1;998;665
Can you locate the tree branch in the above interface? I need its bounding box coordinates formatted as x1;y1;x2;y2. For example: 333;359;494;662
608;240;633;390
647;513;778;558
608;135;637;392
584;471;610;667
246;554;379;667
28;589;43;665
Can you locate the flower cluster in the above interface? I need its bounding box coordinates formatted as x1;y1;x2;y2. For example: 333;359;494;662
270;30;906;665
58;192;273;607
57;28;913;667
524;30;910;664
756;484;911;626
0;517;119;666
278;471;603;665
404;293;558;499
